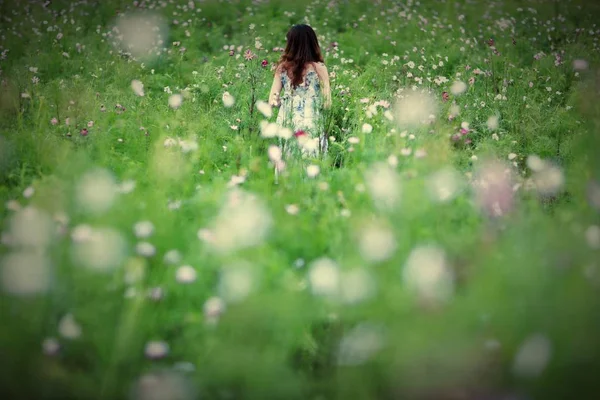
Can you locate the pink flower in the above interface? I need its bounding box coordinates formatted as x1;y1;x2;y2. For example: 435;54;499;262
243;50;255;61
80;128;88;136
65;118;70;126
50;117;58;125
487;38;495;47
229;50;234;56
294;130;307;138
442;91;449;102
261;59;268;67
460;128;469;135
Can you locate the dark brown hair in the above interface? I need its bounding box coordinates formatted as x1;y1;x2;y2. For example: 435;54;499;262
277;24;324;88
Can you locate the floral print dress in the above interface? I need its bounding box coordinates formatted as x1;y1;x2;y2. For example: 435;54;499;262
276;66;327;157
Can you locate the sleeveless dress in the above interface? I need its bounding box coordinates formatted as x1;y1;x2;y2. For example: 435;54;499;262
276;66;328;158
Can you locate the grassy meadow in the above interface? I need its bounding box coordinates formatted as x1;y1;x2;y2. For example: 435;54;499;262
1;0;600;398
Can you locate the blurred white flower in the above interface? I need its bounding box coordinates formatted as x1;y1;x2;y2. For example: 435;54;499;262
75;169;118;214
71;227;127;271
114;12;168;60
472;159;514;217
402;245;454;304
487;115;499;130
164;138;178;148
450;80;467;95
144;340;169;359
362;123;373;134
426;167;464;203
277;126;293;139
256;100;272;118
572;59;589;71
337;323;385;366
124;257;146;284
134;221;154;238
118;180;137;194
306;164;320;178
259;120;279;138
168;94;183;109
585;225;600;249
268;145;282;162
357;223;396;262
340;268;376;304
176;265;197;283
58;313;82;339
364;162;402;209
1;251;51;296
512;334;552;378
8;206;54;248
131;79;145;96
393;91;437;127
23;186;35;198
533;163;564;196
131;371;195;400
526;155;546;172
308;257;340;297
222;91;235;107
42;337;60;356
164;249;182;265
218;262;255;303
136;242;156;257
203;296;226;322
285;204;299;215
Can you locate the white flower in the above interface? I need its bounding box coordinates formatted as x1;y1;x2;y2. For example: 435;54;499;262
136;242;156;257
268;145;282;162
75;169;117;214
357;224;396;262
23;186;35;198
222;91;235;107
1;251;51;296
134;221;154;238
585;225;600;249
364;162;402;209
361;123;373;134
42;337;60;356
306;164;320;178
168;94;183;109
204;296;226;321
508;153;517;160
259;120;279;138
402;245;454;304
512;334;551;378
256;100;272;118
285;204;299;215
277;126;293;139
164;137;178;148
58;313;82;339
426;167;464;203
308;257;340;296
163;249;182;265
337;323;384;366
450;80;467;95
131;79;145;96
176;265;197;283
487;115;499;130
348;137;360;144
144;340;169;359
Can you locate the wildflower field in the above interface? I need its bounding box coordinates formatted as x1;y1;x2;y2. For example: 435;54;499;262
2;0;600;398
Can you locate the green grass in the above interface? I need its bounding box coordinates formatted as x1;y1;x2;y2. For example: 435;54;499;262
1;0;600;399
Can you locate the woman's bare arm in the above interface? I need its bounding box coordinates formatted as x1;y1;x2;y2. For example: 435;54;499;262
315;62;331;109
269;68;282;107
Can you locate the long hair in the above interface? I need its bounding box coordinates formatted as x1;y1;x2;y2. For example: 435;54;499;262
277;24;324;88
